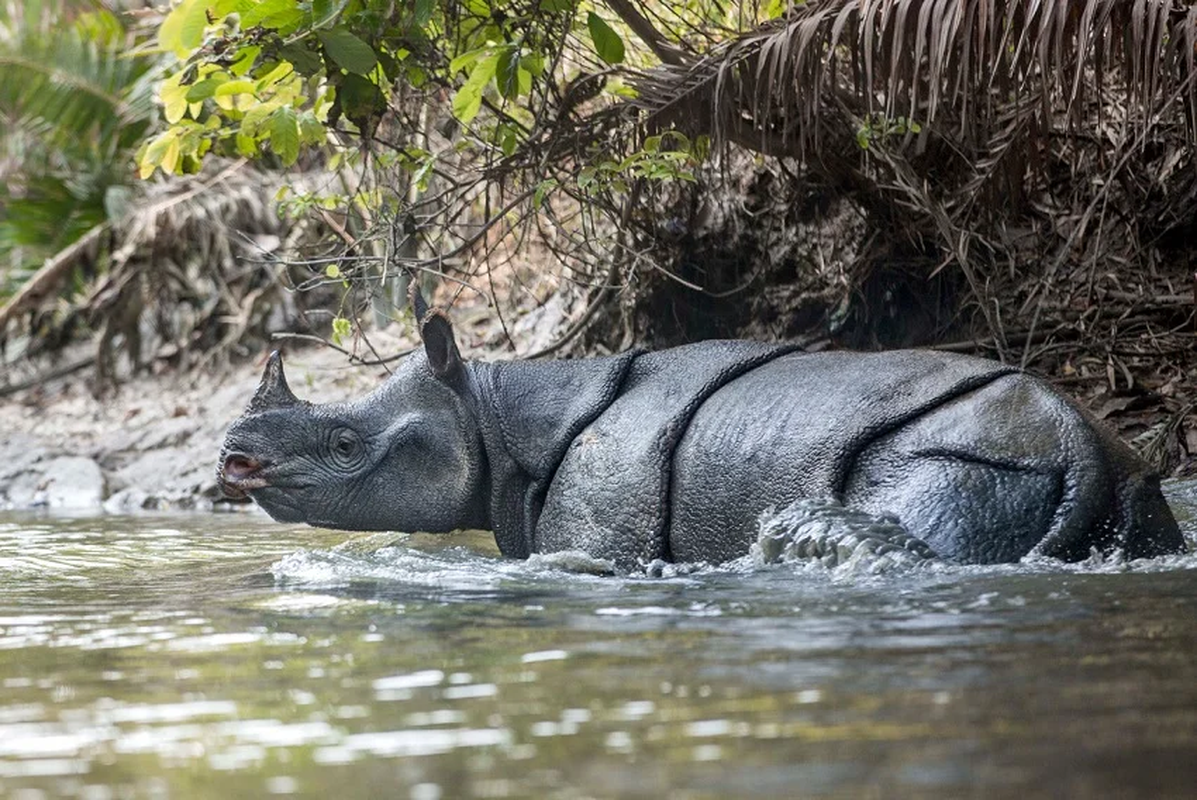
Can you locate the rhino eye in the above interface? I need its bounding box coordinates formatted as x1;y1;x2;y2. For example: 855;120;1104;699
328;428;365;469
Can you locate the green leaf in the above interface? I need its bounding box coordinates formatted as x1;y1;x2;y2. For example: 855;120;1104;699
407;65;428;88
214;0;258;16
662;131;691;152
235;129;258;157
449;46;490;75
184;76;227;102
298;111;324;144
214;80;256;97
463;0;490;16
141;132;174;178
337;72;383;127
161;134;181;174
261;5;307;32
254;62;296;90
331;316;352;343
318;28;378;75
242;0;295;27
533;178;557;209
278;42;324;76
587;12;624;65
521;53;545;77
412;155;435;190
495;48;520;99
229;45;262;77
325;264;342;279
311;0;348;29
161;76;192;124
414;0;435;25
269;106;300;165
159;0;208;58
451;53;497;123
763;0;789;20
242;100;282;135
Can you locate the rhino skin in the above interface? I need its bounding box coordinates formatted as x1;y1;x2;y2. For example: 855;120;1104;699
217;305;1185;570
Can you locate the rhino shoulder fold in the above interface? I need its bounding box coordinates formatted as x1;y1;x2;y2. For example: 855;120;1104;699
466;350;640;558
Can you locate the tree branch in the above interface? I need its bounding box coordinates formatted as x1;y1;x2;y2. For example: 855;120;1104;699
602;0;690;67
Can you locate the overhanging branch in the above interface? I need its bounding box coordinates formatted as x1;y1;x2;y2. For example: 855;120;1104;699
602;0;690;67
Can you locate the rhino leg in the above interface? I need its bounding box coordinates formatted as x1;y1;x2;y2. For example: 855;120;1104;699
842;372;1166;563
844;442;1064;563
754;497;938;569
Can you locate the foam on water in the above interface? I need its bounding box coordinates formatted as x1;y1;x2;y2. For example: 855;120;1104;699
267;514;1197;599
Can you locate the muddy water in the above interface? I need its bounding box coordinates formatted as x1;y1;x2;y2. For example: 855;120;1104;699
2;484;1197;799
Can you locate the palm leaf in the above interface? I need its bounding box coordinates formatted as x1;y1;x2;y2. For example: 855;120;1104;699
0;0;158;277
631;0;1197;158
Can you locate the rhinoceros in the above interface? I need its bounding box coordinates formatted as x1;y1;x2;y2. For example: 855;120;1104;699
217;299;1184;570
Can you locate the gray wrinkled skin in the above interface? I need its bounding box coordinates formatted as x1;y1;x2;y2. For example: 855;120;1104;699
217;318;1185;571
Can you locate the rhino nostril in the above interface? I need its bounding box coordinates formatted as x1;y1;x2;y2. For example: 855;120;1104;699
223;454;262;480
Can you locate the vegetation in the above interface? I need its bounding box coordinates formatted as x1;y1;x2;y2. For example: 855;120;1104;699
0;1;344;384
1;1;1195;465
136;1;1197;344
0;0;158;284
134;0;712;353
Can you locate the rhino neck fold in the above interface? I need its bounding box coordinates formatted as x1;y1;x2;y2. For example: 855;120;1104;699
469;352;641;558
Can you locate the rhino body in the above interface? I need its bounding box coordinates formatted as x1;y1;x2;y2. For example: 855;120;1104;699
218;312;1184;570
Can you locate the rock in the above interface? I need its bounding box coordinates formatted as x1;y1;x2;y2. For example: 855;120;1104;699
102;487;152;514
0;433;55;508
40;457;106;510
107;447;218;511
103;487;213;514
128;415;195;451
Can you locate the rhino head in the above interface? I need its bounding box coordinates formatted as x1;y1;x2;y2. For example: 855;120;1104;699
216;306;489;533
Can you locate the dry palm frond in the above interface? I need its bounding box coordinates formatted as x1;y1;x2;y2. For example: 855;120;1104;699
0;160;342;392
632;0;1197;159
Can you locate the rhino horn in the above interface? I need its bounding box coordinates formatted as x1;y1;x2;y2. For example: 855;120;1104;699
247;351;300;413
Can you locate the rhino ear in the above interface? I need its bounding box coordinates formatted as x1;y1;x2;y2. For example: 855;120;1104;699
409;282;466;386
420;310;465;385
247;351;300;413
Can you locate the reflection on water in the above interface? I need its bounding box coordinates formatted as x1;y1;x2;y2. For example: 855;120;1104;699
0;483;1196;799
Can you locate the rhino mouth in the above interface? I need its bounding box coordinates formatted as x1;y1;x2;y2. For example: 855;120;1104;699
219;453;271;499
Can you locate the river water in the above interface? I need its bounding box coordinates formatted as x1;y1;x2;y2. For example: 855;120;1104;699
2;484;1197;799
